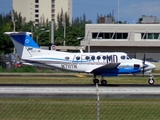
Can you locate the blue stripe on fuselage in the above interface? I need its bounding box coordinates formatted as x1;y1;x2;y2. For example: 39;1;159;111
95;67;141;76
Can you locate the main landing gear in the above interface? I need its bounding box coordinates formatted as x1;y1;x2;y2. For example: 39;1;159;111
148;74;155;85
92;74;155;85
93;74;107;85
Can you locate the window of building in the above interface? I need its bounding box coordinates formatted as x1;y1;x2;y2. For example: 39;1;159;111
35;19;39;22
35;10;39;13
123;33;128;39
35;0;39;3
105;33;113;39
154;33;159;39
141;33;160;39
92;32;128;39
35;14;39;17
98;33;104;39
113;33;128;39
92;33;98;39
35;5;39;8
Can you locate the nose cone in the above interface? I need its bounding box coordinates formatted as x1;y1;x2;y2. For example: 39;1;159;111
151;63;156;69
145;61;156;70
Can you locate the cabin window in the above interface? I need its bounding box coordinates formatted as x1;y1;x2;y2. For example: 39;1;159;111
91;56;95;60
97;56;101;60
85;56;90;60
121;55;125;60
76;56;80;60
102;56;106;60
65;57;69;60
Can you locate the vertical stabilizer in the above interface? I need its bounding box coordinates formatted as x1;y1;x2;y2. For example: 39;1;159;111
4;32;40;59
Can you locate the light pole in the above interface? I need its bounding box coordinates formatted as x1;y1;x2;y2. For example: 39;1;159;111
32;28;45;38
36;30;50;44
11;11;17;54
63;16;66;46
11;10;17;32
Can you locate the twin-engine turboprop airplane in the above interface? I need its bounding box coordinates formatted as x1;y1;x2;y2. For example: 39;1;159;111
4;32;156;85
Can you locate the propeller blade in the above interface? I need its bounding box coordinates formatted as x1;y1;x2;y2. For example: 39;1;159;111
142;53;146;77
143;53;146;64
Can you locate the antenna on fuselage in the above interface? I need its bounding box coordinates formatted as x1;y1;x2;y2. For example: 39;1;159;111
80;49;83;53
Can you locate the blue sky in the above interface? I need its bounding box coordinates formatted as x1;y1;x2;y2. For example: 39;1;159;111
1;0;160;23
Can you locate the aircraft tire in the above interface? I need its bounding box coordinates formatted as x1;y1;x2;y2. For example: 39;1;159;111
148;78;154;85
101;80;107;85
93;79;99;84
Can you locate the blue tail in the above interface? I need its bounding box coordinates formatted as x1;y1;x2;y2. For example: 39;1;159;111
4;32;40;58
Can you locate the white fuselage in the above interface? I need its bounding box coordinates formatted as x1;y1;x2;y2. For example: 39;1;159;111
22;48;155;74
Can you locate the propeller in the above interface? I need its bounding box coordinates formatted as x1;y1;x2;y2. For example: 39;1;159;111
142;53;146;77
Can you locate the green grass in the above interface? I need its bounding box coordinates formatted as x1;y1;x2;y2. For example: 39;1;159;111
0;76;160;84
0;98;160;120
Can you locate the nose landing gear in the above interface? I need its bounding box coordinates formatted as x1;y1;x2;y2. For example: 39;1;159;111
148;74;155;85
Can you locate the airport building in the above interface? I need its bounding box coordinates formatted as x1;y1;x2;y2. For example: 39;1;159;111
12;0;72;26
81;24;160;60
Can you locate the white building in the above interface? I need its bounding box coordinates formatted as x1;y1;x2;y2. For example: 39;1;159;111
12;0;72;26
81;24;160;60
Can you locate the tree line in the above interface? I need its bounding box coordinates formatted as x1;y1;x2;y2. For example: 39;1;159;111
0;10;92;54
0;9;137;54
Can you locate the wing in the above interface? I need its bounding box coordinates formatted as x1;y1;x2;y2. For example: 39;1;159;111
90;63;120;73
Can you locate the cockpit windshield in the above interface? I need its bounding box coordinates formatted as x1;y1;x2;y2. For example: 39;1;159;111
127;56;131;59
121;55;131;60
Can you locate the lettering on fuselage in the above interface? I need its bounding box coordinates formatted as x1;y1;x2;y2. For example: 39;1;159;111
72;54;118;64
61;64;77;69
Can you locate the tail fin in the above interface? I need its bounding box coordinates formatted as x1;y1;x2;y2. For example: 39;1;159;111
4;32;40;58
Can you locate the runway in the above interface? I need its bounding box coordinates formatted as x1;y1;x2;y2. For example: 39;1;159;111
0;73;160;98
0;84;160;98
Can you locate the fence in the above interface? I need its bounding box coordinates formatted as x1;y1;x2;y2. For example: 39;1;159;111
0;54;20;69
0;89;160;120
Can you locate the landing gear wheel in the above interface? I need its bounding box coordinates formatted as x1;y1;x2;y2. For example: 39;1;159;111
148;78;154;85
93;79;99;84
101;80;107;86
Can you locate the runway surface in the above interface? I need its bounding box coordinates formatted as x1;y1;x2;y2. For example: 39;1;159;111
0;84;160;98
1;73;160;98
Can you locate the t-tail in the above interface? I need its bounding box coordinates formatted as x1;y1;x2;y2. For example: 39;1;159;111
4;32;40;59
